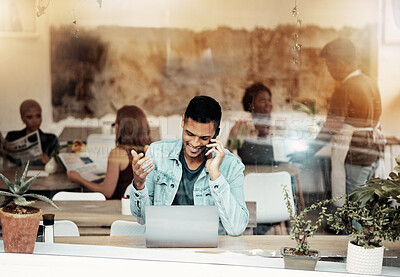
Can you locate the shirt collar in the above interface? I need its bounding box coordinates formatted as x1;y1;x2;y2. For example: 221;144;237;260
342;69;361;83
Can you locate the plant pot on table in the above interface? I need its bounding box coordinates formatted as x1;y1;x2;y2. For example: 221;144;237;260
281;247;320;271
0;205;42;253
346;241;384;275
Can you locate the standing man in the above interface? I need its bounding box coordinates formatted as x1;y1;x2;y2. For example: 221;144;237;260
129;96;249;236
291;38;384;204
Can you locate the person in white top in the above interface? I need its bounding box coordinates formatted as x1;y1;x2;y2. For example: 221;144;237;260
290;38;384;205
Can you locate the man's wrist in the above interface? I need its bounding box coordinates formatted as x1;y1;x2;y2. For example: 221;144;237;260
134;183;145;191
208;170;221;181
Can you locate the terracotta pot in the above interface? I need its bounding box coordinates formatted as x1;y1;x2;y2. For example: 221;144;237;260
281;247;320;271
0;208;42;253
346;241;384;275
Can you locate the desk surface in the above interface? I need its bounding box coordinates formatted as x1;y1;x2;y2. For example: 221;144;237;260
244;163;300;176
0;167;80;191
2;236;400;277
55;235;400;257
36;200;135;227
35;200;257;235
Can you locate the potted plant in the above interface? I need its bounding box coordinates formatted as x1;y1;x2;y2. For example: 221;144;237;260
281;184;341;271
0;161;59;253
327;156;400;275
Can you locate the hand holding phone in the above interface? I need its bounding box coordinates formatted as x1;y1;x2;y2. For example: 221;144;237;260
205;128;220;159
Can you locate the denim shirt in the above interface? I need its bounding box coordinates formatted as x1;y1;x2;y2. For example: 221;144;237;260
130;138;249;236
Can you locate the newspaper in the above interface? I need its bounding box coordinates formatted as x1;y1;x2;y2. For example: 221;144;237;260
3;130;43;164
58;152;106;182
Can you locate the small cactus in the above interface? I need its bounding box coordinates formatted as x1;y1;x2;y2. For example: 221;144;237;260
0;161;58;210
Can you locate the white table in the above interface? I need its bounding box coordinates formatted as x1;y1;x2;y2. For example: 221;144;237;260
0;238;399;277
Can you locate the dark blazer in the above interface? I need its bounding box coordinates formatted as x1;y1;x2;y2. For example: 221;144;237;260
327;73;382;165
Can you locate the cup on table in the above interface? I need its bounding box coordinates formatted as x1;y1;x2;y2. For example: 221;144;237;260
121;196;131;215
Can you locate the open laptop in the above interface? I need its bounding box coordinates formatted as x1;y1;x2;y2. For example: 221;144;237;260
145;205;219;248
238;138;275;165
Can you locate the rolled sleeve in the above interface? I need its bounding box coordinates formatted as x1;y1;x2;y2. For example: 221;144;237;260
129;181;150;222
209;166;249;236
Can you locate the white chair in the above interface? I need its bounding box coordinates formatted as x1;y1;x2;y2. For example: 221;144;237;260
244;171;295;235
110;220;146;236
52;191;106;201
123;184;132;198
86;133;116;171
54;220;80;236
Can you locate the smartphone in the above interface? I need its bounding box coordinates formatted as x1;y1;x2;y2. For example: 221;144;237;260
204;128;220;158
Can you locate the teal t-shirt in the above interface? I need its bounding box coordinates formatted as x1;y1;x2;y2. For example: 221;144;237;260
172;151;205;205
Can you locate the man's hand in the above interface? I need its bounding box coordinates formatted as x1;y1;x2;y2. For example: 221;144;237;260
131;150;154;190
205;138;225;181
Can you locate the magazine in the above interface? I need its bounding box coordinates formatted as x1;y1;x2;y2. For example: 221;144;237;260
3;130;43;164
58;152;106;182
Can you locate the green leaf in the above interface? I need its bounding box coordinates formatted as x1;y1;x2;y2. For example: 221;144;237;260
20;161;30;185
0;198;13;208
23;193;59;210
0;173;15;193
13;197;35;206
16;173;39;195
14;171;20;190
0;191;17;197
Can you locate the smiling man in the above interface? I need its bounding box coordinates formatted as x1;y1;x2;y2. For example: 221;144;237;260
129;96;249;236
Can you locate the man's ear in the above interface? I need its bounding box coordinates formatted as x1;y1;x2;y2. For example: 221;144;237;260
181;114;185;128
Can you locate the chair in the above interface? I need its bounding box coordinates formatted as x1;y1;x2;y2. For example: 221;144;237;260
123;184;132;198
243;171;295;235
110;220;146;236
54;220;80;236
86;133;116;171
52;191;106;201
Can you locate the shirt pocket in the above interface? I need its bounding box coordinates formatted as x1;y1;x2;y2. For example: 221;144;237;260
153;172;175;204
203;186;215;205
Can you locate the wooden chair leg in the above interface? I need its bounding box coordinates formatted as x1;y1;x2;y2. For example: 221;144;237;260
273;224;281;235
280;221;287;235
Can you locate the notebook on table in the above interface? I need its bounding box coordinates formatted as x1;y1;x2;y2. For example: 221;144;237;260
145;205;219;248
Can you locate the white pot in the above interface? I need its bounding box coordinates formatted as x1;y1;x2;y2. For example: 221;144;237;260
346;241;384;275
44;157;58;174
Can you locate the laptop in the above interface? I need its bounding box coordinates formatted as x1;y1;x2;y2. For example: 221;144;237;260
237;138;275;165
145;205;219;248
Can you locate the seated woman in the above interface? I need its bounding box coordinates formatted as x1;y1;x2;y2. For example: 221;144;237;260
227;82;273;152
5;99;59;165
67;105;152;199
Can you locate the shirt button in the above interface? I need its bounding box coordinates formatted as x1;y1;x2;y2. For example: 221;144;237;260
170;184;175;188
213;185;218;190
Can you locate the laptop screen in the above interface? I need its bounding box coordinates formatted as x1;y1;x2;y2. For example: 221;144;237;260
145;205;219;248
237;138;274;165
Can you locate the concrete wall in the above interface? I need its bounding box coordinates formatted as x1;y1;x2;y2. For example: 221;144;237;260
2;0;399;142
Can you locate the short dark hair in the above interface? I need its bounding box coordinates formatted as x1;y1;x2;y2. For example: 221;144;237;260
320;37;356;66
20;99;41;117
184;96;222;129
242;83;272;112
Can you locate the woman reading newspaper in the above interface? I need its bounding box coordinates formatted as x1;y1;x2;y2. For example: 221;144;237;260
5;99;59;165
67;105;152;199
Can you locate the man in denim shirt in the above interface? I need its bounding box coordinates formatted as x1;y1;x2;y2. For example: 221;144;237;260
130;96;249;236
